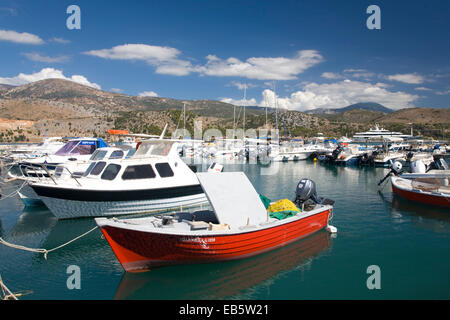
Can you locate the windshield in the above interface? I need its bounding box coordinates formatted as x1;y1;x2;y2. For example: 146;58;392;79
90;150;107;161
70;143;97;155
134;141;175;157
55;141;79;155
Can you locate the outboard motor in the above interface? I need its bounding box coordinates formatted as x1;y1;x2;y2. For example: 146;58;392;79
331;146;343;160
378;161;402;186
294;178;334;210
410;160;426;174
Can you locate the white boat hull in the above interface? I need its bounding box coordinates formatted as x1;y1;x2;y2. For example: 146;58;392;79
39;193;209;219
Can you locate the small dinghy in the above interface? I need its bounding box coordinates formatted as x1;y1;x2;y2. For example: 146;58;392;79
379;160;450;208
391;176;450;208
96;172;336;272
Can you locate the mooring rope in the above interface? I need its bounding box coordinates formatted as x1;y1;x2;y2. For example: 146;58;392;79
0;226;99;260
0;180;28;201
0;274;18;300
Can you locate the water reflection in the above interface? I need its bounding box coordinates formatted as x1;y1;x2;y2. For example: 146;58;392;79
114;230;333;300
378;190;450;234
5;206;57;240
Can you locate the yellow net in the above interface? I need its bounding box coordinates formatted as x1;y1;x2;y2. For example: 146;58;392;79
268;199;300;213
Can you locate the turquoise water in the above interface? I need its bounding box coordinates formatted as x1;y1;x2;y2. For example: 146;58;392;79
0;161;449;300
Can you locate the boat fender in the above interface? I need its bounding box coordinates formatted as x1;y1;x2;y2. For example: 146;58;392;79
326;225;338;233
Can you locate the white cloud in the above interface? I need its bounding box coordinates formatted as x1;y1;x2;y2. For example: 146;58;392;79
138;91;159;97
253;80;419;111
0;29;44;44
22;52;69;63
227;81;257;90
199;50;323;80
84;43;195;76
436;89;450;95
386;73;425;84
343;69;375;79
110;88;123;93
84;44;323;80
219;97;257;106
0;68;101;89
49;37;71;44
414;87;432;91
321;72;342;79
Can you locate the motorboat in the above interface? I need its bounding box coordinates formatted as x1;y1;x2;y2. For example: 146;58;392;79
270;142;314;161
95;172;336;272
390;175;450;208
7;137;110;178
27;140;208;219
333;144;365;166
0;137;65;162
15;146;136;207
378;160;450;208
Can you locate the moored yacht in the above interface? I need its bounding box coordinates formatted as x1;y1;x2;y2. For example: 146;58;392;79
353;124;410;142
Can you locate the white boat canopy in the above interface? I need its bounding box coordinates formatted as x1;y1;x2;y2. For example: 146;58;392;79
196;172;268;228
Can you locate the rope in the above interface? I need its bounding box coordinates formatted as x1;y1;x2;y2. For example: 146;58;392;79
0;226;99;260
0;274;18;300
0;180;28;201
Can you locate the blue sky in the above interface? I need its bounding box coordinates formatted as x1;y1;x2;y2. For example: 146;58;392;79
0;0;449;111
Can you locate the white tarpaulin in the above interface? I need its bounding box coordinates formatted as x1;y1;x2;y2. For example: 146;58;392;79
196;172;268;228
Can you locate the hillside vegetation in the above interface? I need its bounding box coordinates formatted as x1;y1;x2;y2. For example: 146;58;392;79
0;79;448;142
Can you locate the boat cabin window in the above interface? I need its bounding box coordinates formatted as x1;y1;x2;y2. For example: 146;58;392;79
83;162;97;177
134;141;174;157
90;161;107;176
90;150;107;161
125;149;136;159
109;150;124;159
122;164;156;180
155;162;174;177
101;164;121;181
70;142;97;155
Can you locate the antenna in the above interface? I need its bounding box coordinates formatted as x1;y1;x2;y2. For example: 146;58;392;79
273;81;278;131
243;84;247;140
183;103;186;131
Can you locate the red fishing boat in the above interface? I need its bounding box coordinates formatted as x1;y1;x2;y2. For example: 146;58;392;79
96;172;336;272
391;175;450;208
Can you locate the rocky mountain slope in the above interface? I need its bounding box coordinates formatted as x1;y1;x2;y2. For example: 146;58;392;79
0;79;448;142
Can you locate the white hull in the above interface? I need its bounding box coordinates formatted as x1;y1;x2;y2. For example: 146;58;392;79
39;193;209;219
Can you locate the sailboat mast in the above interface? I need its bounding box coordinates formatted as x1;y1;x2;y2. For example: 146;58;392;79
183;103;186;132
273;81;278;131
243;84;247;140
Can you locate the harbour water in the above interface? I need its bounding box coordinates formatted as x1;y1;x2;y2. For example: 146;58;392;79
0;160;449;299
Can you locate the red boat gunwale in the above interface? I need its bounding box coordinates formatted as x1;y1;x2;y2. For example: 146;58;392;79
98;207;332;272
391;176;450;208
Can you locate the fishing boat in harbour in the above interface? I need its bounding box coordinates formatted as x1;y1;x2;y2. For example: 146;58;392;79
27;140;208;219
95;172;336;272
379;160;450;208
390;175;450;208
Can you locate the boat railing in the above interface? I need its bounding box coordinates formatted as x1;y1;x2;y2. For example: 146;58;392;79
18;163;82;187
